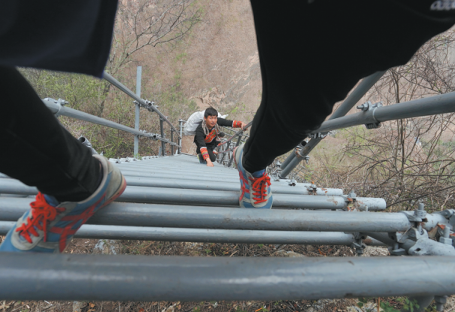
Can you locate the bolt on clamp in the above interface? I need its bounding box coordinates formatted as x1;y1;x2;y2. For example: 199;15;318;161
306;184;318;195
344;191;357;211
439;225;453;245
435;295;447;312
351;233;366;256
357;101;383;129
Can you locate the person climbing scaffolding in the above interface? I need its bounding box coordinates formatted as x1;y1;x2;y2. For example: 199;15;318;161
194;107;246;167
2;0;455;254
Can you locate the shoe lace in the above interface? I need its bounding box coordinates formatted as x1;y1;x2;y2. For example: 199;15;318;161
15;192;65;243
249;173;271;204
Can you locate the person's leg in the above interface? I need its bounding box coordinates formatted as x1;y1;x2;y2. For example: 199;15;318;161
207;148;217;163
235;0;455;209
0;66;100;201
0;66;126;253
244;0;455;172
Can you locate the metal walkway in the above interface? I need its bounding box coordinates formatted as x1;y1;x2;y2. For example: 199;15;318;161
1;154;455;307
1;72;455;311
0;154;388;244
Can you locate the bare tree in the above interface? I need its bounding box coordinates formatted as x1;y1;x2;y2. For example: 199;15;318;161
109;0;202;74
286;28;455;212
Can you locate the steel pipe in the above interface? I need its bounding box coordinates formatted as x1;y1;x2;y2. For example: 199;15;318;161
160;118;166;156
0;198;403;231
120;169;307;187
171;130;174;155
0;221;384;245
280;71;386;176
42;98;178;146
119;187;384;210
134;66;142;156
0;179;385;210
116;164;305;185
117;167;237;178
118;170;245;184
116;161;235;174
1;254;455;301
312;91;455;134
228;135;242;167
121;176;343;196
178;120;184;154
103;72;181;138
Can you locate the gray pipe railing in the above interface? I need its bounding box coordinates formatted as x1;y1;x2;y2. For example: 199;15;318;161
42;98;178;147
311;90;455;134
280;71;386;177
0;198;400;231
1;254;455;301
282;87;455;178
159;117;166;156
216;121;253;151
134;66;142;156
178;119;184;154
103;72;181;139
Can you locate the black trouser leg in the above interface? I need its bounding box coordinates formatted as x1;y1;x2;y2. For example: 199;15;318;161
243;0;455;173
0;66;100;202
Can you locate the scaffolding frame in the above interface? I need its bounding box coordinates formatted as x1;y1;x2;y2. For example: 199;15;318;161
1;70;455;311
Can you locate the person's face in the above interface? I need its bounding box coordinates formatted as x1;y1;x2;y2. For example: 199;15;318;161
205;115;217;128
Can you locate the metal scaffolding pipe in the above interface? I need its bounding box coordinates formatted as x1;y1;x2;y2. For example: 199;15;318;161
108;169;240;183
0;180;385;210
280;71;386;177
42;98;178;146
119;187;385;210
134;66;142;156
103;72;181;138
116;164;239;177
0;198;404;231
118;167;237;178
0;221;384;246
1;254;455;301
117;170;242;184
171;130;174;155
0;176;326;196
160;117;166;156
280;155;305;178
228;134;242;167
312;90;455;134
178;120;184;154
122;176;343;196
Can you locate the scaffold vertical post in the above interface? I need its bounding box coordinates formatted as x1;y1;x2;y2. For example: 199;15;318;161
171;130;174;155
134;66;142;157
178;120;184;154
160;118;165;156
228;134;242;167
